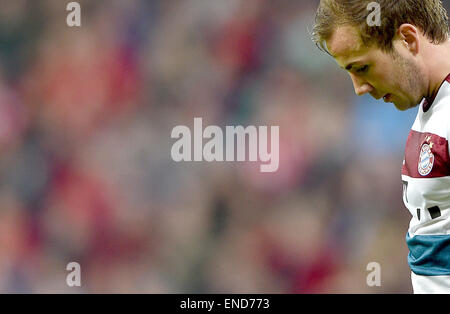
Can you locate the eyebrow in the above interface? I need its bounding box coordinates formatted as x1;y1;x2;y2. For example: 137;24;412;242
344;62;359;71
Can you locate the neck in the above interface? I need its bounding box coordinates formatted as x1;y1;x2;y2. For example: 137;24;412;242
425;40;450;100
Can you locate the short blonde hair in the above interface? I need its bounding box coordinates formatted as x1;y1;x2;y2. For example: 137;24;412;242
312;0;449;53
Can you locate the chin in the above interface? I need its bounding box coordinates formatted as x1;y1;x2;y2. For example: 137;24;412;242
394;105;408;111
394;101;417;111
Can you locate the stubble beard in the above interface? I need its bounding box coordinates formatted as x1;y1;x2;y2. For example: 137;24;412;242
391;49;425;110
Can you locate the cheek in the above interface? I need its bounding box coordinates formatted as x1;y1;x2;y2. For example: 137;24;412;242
372;57;400;84
376;66;405;91
369;71;391;90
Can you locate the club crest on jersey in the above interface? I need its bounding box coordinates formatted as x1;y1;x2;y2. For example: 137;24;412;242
418;142;434;176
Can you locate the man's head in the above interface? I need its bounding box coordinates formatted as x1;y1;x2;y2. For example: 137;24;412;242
312;0;449;110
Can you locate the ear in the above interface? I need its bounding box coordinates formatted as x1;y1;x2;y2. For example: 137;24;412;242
397;24;420;55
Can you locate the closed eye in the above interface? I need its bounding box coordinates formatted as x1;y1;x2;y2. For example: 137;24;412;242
355;65;369;74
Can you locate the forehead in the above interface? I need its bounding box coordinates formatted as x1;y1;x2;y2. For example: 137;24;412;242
326;25;367;64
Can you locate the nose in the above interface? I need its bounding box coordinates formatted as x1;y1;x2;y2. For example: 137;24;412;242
349;73;374;96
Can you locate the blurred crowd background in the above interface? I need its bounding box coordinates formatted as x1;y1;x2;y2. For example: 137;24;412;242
1;0;449;293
